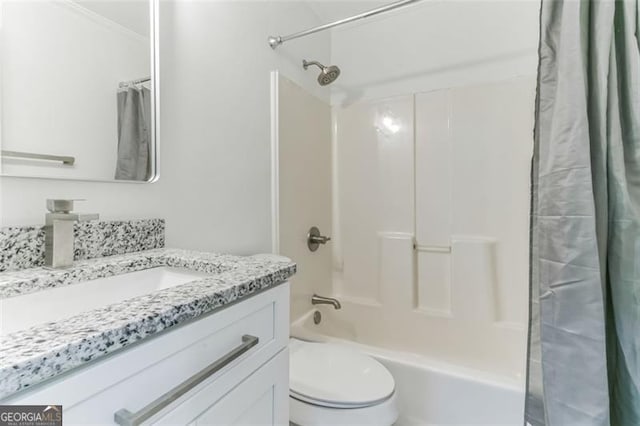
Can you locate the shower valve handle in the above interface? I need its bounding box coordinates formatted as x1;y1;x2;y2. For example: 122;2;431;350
307;226;331;252
310;235;331;244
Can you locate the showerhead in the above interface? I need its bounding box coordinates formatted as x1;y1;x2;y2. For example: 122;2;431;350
303;59;341;86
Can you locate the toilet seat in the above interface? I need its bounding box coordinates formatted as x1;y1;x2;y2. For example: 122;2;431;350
289;339;396;408
289;339;399;426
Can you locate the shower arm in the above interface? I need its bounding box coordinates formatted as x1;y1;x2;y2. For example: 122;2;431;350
302;60;324;70
268;0;423;49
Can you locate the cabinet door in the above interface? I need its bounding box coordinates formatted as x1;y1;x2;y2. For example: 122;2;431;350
156;348;289;426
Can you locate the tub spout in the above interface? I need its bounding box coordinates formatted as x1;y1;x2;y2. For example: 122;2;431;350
311;294;341;310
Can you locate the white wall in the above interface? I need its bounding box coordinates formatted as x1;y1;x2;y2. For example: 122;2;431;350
0;0;330;256
329;0;540;104
1;0;149;180
74;0;150;36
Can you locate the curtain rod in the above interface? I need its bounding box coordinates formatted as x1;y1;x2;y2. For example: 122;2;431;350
268;0;423;49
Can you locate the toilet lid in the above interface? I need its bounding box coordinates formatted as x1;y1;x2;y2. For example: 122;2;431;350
289;339;395;408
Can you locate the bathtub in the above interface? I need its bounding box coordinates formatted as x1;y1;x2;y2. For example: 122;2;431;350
291;311;525;426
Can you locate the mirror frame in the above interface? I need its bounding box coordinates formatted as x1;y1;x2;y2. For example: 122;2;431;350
0;0;160;184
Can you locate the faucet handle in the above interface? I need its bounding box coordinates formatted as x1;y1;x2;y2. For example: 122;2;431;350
46;199;85;213
307;226;331;252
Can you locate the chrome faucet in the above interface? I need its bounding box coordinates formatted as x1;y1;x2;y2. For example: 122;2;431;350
311;294;341;310
44;199;98;269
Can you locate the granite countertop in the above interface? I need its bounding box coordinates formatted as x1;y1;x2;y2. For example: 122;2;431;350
0;248;296;399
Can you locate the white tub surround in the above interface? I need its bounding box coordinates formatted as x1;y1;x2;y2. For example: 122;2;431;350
0;248;296;399
273;73;333;323
324;78;535;378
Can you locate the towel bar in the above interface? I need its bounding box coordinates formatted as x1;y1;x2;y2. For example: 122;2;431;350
1;150;75;165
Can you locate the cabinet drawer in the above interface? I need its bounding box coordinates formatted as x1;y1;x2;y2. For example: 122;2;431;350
3;283;290;425
154;348;289;425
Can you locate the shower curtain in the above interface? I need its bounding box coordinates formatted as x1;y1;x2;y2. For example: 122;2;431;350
527;0;640;425
115;85;152;181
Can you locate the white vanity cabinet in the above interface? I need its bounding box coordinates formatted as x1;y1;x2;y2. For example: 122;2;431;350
2;283;290;425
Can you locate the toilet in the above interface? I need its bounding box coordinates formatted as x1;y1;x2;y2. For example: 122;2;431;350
289;339;399;426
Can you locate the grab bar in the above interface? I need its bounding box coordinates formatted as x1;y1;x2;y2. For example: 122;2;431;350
114;334;260;426
414;244;451;253
1;150;75;165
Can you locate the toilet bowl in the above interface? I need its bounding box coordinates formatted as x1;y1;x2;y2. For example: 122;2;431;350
289;339;399;426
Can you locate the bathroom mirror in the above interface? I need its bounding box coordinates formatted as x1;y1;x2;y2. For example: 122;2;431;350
0;0;159;182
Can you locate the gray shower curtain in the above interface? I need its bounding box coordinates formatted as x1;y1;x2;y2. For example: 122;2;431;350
115;85;152;181
527;0;640;425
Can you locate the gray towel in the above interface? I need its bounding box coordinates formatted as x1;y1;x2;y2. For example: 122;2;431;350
115;86;151;181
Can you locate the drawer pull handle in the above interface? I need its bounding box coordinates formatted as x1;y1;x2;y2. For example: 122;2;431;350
114;334;260;426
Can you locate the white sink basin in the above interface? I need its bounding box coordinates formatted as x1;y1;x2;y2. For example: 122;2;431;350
0;267;209;336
